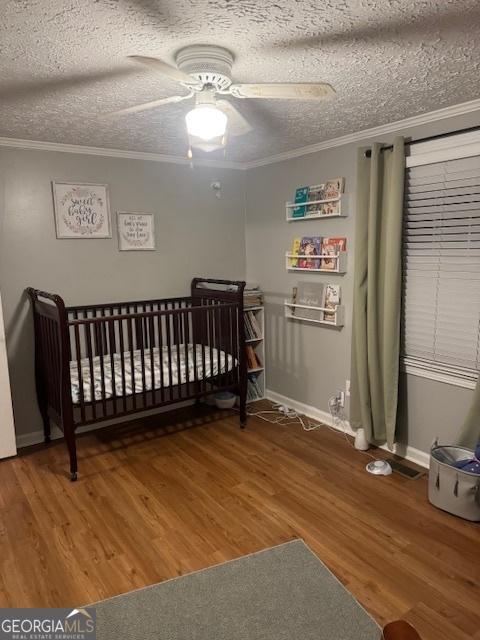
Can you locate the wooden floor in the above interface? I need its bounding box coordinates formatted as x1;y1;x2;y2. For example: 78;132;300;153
0;402;478;640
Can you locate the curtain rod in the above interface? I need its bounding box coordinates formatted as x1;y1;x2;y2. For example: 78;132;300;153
364;123;480;158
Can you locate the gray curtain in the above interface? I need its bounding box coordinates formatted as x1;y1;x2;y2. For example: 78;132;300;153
458;378;480;448
350;137;405;448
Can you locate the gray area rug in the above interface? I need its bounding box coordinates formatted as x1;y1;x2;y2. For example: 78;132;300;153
93;539;381;639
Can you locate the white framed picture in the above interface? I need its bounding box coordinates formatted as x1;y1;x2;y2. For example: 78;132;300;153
52;181;111;239
117;212;156;251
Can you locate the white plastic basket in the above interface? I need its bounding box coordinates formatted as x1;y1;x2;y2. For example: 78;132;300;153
428;443;480;522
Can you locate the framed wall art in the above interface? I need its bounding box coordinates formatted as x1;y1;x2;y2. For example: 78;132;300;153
117;212;156;251
52;181;112;239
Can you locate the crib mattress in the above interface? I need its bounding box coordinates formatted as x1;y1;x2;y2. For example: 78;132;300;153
70;344;234;404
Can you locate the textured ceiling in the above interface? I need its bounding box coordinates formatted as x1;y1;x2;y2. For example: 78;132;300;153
1;0;479;163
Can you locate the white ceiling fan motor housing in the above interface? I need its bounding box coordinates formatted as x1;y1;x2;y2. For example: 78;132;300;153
175;45;234;91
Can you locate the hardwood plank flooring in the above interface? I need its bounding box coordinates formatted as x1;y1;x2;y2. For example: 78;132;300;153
0;401;478;640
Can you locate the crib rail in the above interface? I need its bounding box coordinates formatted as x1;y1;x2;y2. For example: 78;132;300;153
67;300;242;425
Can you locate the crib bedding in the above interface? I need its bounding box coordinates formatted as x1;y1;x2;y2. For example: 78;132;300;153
70;343;234;404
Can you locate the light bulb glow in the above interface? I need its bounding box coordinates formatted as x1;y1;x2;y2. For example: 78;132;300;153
185;106;228;141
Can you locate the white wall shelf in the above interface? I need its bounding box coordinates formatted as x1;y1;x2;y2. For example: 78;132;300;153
286;195;347;222
284;301;344;328
285;251;347;274
287;212;347;222
244;305;266;403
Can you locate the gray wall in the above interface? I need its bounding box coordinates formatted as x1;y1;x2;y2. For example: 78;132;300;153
0;148;246;438
245;111;480;454
2;110;479;452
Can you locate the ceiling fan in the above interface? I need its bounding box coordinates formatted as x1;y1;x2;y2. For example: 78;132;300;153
111;45;335;156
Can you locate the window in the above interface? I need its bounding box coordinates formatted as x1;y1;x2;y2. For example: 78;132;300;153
402;138;480;389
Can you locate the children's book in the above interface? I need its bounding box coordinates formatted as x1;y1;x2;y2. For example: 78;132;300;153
292;179;344;218
306;184;325;214
292;186;309;218
324;177;345;199
295;282;324;321
246;346;262;370
322;284;341;323
322;200;341;216
289;237;301;268
320;237;346;270
298;236;322;269
291;286;298;316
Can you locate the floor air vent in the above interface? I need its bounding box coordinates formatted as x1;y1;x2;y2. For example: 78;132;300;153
386;459;425;480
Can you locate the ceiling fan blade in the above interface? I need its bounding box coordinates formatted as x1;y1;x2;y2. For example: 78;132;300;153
268;4;480;50
119;0;179;29
216;100;252;137
0;67;140;104
228;83;335;100
128;55;200;86
108;92;194;116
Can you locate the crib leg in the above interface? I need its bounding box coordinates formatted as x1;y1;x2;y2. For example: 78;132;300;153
64;426;78;482
239;391;247;429
40;409;51;443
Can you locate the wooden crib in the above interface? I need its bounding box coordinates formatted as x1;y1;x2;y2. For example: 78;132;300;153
26;278;247;480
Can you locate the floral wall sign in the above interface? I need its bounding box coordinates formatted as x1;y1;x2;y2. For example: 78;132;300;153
117;212;156;251
52;182;112;239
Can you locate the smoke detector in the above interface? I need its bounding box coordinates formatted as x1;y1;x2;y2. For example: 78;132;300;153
175;45;234;92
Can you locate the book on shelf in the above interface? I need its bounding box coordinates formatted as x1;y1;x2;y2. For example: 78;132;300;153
244;312;254;339
246;345;262;370
322;284;341;323
291;286;297;316
292;281;324;321
292;186;309;218
320;237;347;270
321;200;341;216
244;310;262;340
244;283;264;307
290;178;345;219
250;312;262;337
324;177;345;200
289;237;301;267
306;184;325;214
297;236;322;269
247;374;263;401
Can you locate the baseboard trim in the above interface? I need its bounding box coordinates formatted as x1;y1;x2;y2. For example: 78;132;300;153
16;422;109;449
265;389;430;469
15;400;195;450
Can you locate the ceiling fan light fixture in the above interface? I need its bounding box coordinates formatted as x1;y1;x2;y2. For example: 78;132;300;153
185;105;227;141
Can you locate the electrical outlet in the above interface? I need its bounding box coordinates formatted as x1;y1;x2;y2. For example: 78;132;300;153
346;379;351;397
336;389;345;408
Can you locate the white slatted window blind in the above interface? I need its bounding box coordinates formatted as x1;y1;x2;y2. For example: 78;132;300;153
403;154;480;386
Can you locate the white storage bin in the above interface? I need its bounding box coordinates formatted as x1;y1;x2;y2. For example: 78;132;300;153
428;444;480;522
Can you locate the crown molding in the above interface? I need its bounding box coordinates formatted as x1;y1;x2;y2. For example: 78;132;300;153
243;97;480;169
1;97;480;171
0;136;244;170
